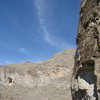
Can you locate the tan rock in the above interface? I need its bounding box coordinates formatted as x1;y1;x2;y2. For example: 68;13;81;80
0;49;75;100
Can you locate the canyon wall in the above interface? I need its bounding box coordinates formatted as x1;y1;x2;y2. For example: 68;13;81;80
71;0;100;100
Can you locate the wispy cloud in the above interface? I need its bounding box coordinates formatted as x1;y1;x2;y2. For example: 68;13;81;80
34;0;75;49
0;61;16;65
4;61;15;65
19;48;28;54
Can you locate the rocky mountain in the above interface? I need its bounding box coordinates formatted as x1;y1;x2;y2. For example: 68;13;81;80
0;49;75;100
71;0;100;100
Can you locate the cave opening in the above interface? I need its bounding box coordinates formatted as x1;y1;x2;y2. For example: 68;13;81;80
7;77;13;84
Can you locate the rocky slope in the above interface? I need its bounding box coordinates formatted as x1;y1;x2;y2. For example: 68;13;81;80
0;49;75;100
71;0;100;100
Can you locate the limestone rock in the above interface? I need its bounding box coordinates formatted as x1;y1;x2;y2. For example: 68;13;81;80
0;49;75;100
71;0;100;100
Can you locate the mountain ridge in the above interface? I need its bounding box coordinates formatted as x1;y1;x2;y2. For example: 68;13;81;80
0;49;75;100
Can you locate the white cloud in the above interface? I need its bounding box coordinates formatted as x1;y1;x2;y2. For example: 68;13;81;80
19;48;27;54
34;0;75;49
4;61;15;65
0;61;16;65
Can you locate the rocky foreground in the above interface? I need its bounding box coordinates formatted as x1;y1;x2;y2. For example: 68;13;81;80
0;49;75;100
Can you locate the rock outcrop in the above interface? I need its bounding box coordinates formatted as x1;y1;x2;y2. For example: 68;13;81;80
71;0;100;100
0;49;75;100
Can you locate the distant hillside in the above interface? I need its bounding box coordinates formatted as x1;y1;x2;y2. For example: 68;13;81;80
0;49;75;100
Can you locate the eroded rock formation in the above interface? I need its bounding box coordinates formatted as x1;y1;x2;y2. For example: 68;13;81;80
71;0;100;100
0;49;75;100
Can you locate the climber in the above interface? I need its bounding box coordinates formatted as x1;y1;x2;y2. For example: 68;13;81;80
77;50;80;55
76;50;81;63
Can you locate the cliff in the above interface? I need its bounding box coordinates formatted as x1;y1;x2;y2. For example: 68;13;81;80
0;49;75;100
71;0;100;100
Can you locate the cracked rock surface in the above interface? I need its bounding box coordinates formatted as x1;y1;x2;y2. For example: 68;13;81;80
0;49;75;100
71;0;100;100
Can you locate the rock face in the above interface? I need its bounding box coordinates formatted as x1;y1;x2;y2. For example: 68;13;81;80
0;49;75;100
71;0;100;100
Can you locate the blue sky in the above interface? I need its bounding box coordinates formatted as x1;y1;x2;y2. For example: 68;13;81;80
0;0;81;65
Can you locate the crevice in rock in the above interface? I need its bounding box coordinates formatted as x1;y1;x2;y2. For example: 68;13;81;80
93;27;100;52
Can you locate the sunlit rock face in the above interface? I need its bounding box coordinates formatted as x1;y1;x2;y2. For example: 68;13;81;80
71;0;100;100
0;49;75;100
